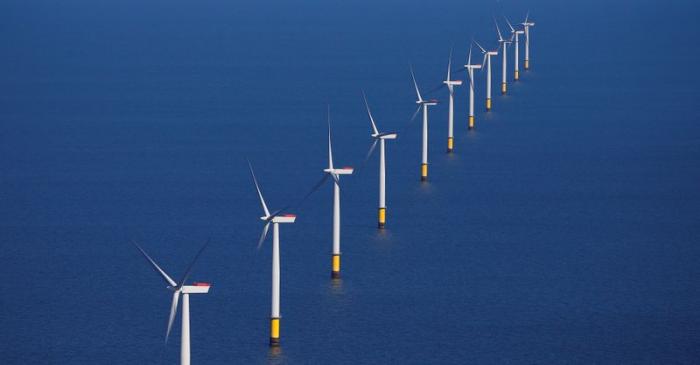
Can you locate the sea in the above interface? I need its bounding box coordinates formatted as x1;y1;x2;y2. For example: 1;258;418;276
1;0;699;363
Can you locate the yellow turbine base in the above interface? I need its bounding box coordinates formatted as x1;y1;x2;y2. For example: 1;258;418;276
468;116;474;129
501;83;507;94
514;70;519;80
332;254;340;278
421;163;428;181
486;98;492;111
270;318;280;346
524;60;529;69
378;207;386;228
447;137;454;152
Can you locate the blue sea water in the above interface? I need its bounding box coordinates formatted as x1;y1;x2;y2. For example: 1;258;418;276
1;0;700;363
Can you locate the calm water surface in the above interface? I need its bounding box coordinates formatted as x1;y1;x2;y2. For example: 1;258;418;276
1;0;699;363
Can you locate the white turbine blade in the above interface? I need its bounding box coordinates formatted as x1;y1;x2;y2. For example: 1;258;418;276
524;11;530;24
165;291;180;345
177;238;210;287
409;66;423;102
132;241;177;288
410;104;422;122
495;18;503;41
446;47;453;81
466;67;474;90
331;173;339;184
474;40;487;54
504;16;515;32
327;106;334;170
247;160;270;217
257;222;270;250
294;174;330;209
362;91;380;135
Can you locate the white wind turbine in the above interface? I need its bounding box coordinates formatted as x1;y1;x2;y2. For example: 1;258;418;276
495;19;513;94
248;161;297;346
321;109;353;278
362;91;397;228
443;49;462;152
474;40;498;111
133;240;211;365
521;12;536;70
410;66;438;181
464;45;482;129
505;16;525;80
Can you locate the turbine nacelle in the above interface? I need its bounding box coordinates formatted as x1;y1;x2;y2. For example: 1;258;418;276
465;64;482;70
372;132;397;140
181;283;212;294
323;167;354;175
487;51;498;56
443;80;463;86
417;99;438;106
260;214;297;224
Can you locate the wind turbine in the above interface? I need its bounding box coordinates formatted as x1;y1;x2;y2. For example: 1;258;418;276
321;108;353;278
464;45;482;129
443;49;462;153
362;92;397;229
411;66;438;181
474;40;498;111
248;161;297;346
505;16;525;80
521;12;536;70
133;240;211;365
495;19;513;94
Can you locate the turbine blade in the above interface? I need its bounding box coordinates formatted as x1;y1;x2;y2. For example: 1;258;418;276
494;18;503;41
354;139;379;175
446;47;453;81
410;104;422;122
177;238;210;287
331;173;339;184
524;11;530;24
467;45;473;65
474;40;487;53
362;91;380;135
504;16;515;32
257;222;270;250
409;66;423;102
327;105;334;170
294;174;330;209
165;291;180;345
132;240;177;288
247;159;271;217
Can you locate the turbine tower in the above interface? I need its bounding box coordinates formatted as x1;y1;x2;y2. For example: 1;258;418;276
362;92;397;229
443;49;462;152
521;12;536;70
322;109;353;278
464;45;482;129
475;40;498;111
495;20;513;94
248;161;297;346
505;16;525;80
411;67;438;181
133;240;211;365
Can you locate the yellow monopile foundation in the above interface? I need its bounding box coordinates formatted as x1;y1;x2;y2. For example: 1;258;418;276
270;318;280;346
469;116;475;129
524;60;529;70
378;207;386;229
501;83;507;94
486;98;492;111
447;137;454;153
331;254;340;279
514;70;519;80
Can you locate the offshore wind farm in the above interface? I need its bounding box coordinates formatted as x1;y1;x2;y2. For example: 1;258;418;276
2;0;700;364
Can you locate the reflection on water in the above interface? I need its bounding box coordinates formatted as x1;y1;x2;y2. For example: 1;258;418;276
330;277;344;295
267;345;285;365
